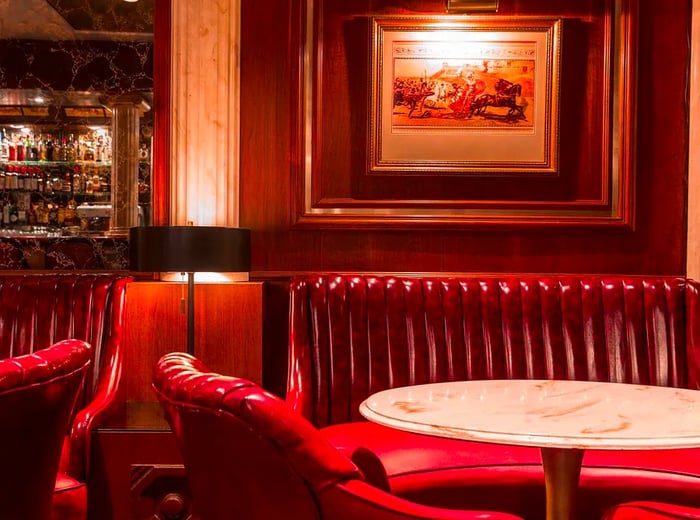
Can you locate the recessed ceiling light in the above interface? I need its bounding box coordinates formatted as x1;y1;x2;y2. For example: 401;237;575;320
123;0;138;3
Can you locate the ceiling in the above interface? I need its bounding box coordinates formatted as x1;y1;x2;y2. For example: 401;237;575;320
0;0;153;40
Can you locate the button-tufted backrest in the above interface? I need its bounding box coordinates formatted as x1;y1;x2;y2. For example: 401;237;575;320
0;339;91;519
288;275;700;427
154;352;361;520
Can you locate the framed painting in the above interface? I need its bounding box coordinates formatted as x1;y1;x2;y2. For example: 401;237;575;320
370;16;562;174
292;0;637;229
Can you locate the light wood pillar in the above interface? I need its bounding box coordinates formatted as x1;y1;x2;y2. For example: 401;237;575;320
169;0;241;227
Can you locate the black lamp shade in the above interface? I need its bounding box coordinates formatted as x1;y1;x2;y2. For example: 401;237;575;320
129;226;251;273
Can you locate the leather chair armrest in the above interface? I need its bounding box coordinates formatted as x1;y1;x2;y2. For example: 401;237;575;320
65;336;123;480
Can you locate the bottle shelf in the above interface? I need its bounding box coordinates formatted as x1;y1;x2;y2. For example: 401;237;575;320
1;160;112;167
0;124;152;233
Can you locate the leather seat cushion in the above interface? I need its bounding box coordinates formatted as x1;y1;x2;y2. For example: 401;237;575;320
322;422;700;520
52;473;87;520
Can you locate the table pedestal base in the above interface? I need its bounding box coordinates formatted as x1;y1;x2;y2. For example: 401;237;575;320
541;447;584;520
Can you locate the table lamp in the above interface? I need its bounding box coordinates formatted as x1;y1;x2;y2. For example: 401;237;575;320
129;225;251;355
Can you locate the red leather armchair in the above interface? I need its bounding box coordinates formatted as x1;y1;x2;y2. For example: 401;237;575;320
153;352;525;520
603;502;700;519
0;273;130;520
0;338;91;520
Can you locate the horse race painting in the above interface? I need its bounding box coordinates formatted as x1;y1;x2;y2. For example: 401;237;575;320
370;17;562;174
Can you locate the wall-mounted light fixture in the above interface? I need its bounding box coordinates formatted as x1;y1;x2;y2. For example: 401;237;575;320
446;0;499;13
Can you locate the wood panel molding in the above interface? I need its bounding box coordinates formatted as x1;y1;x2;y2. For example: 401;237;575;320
291;0;637;229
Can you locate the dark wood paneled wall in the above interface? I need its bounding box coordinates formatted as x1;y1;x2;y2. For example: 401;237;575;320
240;0;690;276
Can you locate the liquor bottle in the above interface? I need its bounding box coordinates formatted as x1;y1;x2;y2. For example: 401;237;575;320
73;165;82;193
47;203;58;228
35;201;48;226
8;136;15;161
66;135;77;162
16;137;24;162
83;141;95;162
8;198;18;227
65;198;79;227
45;136;54;161
6;166;17;191
104;135;112;163
56;138;67;162
16;192;29;226
2;194;10;226
0;129;8;161
38;136;47;161
64;167;73;193
35;166;44;193
27;136;37;161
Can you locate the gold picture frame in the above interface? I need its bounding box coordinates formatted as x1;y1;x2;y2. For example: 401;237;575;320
370;16;562;174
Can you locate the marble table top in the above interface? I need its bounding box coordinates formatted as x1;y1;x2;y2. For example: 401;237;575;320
359;379;700;450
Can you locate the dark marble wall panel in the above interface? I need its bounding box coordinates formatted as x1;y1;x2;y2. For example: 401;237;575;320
46;0;154;33
0;39;153;93
0;235;128;270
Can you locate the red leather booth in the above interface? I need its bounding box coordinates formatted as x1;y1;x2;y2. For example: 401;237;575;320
288;275;700;520
0;273;130;520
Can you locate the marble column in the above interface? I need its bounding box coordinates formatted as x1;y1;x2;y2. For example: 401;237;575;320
103;93;150;235
169;0;241;227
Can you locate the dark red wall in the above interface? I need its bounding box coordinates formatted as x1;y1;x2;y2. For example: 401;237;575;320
240;0;690;276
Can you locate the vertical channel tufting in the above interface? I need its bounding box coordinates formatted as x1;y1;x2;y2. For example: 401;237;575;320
385;278;408;389
520;280;544;379
537;279;563;380
307;275;330;426
365;277;390;401
403;279;423;387
440;279;464;381
422;279;441;383
498;279;523;380
601;279;625;382
478;280;504;379
288;275;692;428
624;279;647;385
325;276;346;425
458;280;484;381
347;276;371;423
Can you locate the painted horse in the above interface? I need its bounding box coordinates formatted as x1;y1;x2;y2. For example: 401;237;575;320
471;78;526;122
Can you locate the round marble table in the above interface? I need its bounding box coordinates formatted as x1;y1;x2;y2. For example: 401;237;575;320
359;379;700;520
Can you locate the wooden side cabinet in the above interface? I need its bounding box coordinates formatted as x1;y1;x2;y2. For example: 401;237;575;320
89;281;264;519
89;404;196;520
124;280;264;402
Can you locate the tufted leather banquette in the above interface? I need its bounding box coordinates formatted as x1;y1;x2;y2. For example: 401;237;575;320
288;275;700;520
0;273;130;520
